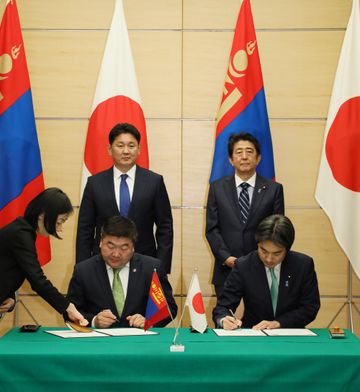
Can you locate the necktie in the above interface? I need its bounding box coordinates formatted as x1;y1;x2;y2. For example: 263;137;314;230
120;174;130;217
239;182;250;223
270;268;278;315
112;268;125;316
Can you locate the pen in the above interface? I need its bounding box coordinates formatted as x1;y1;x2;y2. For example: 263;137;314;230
102;309;120;322
228;309;240;329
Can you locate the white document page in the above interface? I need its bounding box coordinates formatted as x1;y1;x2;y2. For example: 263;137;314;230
263;328;317;336
44;330;108;338
94;328;158;336
213;328;267;337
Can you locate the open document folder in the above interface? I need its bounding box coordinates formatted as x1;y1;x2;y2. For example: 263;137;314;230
44;328;158;339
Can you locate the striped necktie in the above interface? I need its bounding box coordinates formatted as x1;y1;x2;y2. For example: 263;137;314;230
239;182;250;223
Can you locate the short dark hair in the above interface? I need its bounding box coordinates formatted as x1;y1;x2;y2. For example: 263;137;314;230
227;132;261;158
24;188;73;239
101;216;138;244
255;214;295;251
108;123;141;145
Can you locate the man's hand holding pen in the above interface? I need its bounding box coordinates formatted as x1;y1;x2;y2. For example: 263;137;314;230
95;309;119;328
222;309;242;330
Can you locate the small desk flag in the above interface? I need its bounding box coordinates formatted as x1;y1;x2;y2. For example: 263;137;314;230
185;273;207;333
144;271;170;330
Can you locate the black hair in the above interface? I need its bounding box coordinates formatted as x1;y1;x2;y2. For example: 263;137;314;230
227;132;261;158
24;187;73;239
255;214;295;251
101;216;138;244
108;123;141;145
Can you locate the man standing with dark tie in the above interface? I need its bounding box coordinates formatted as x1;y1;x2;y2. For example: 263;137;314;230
206;132;285;297
76;123;173;274
213;215;320;329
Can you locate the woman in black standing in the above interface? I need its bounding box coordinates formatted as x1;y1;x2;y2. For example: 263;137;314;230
0;187;88;326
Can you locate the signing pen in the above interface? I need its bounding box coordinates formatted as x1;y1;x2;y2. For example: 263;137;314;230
228;309;240;328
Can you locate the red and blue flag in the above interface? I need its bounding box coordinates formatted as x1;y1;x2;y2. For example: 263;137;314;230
210;0;275;183
144;271;170;330
0;0;50;264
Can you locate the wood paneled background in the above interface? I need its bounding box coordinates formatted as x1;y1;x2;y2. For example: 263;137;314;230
1;0;360;335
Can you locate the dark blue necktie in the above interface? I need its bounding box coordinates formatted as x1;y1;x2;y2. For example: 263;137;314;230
239;182;250;223
120;174;130;217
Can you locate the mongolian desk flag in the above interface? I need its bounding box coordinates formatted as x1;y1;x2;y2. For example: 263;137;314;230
144;271;170;330
209;0;275;183
80;0;148;198
315;0;360;278
0;0;50;265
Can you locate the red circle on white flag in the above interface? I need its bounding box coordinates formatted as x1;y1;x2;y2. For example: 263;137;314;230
192;293;205;314
325;96;360;192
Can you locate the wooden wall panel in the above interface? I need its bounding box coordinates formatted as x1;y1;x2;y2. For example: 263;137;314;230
184;0;351;29
183;120;214;206
271;121;325;207
17;0;182;30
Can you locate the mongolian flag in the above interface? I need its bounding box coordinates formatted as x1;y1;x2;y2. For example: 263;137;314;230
144;271;170;330
80;0;148;198
0;0;50;265
315;0;360;278
209;0;275;183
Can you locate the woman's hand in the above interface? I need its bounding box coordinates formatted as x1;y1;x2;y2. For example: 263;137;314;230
0;298;15;313
66;303;89;326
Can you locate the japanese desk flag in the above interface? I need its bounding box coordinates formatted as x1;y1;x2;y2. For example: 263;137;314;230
185;273;207;333
315;0;360;278
80;0;148;198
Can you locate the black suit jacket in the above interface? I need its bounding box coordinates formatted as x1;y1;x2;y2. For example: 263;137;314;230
0;218;69;314
66;253;177;327
213;250;320;328
76;165;173;273
206;174;284;286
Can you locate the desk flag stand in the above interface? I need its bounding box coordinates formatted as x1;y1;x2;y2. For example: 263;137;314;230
327;260;360;333
170;301;185;352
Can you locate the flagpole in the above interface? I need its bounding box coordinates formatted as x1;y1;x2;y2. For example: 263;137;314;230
171;273;194;345
326;260;360;332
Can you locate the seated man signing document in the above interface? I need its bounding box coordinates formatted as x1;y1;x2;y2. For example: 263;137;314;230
213;215;320;330
67;216;177;329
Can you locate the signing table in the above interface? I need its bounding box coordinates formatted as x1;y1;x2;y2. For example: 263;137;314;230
0;327;359;392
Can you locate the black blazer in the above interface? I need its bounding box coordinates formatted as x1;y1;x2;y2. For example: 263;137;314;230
206;174;284;286
66;253;177;327
0;218;69;313
213;250;320;328
76;165;173;273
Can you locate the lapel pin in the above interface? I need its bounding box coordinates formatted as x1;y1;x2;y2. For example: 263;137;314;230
133;268;137;272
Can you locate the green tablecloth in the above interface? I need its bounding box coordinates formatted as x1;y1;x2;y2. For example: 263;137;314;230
0;327;359;392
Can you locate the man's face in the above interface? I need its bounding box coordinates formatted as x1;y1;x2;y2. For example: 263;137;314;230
229;140;261;178
108;133;140;171
257;240;287;269
100;235;134;269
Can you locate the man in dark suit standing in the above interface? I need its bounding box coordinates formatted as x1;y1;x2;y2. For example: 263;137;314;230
76;123;173;274
206;132;284;297
213;214;320;329
68;216;177;329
